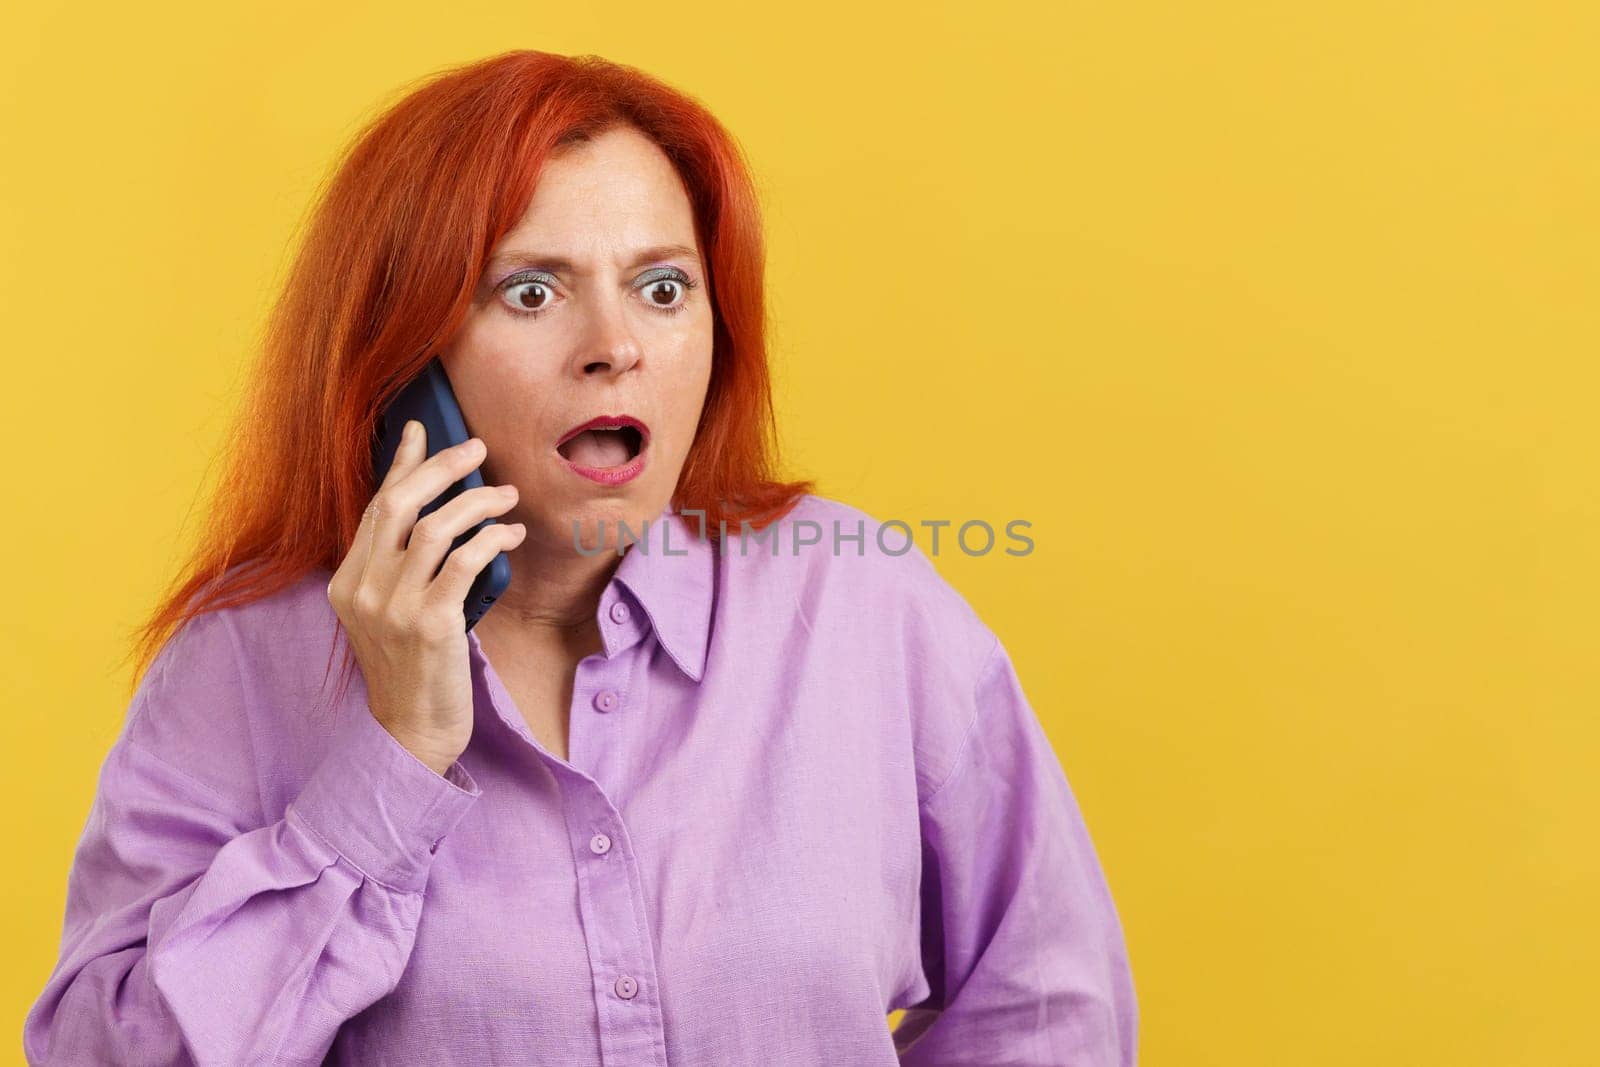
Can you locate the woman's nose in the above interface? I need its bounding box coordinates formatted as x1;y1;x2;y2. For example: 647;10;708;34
573;296;643;377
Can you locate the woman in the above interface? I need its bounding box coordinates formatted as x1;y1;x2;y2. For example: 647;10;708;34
24;50;1137;1065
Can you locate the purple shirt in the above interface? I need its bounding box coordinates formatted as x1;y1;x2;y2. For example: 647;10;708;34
24;494;1137;1065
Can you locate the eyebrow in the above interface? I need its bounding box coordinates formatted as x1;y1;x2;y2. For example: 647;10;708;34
484;243;701;276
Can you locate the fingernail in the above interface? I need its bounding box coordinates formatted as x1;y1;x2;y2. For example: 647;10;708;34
402;419;417;442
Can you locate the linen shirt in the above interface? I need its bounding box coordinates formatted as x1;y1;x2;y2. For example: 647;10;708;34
23;493;1137;1065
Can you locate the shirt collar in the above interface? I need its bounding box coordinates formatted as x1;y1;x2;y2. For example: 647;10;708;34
608;505;716;682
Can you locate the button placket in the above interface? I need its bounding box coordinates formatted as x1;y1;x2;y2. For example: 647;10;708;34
562;622;661;1054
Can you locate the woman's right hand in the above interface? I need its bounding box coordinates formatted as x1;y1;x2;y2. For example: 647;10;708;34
326;419;526;775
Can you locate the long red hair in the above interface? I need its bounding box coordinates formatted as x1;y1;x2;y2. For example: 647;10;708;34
124;49;812;703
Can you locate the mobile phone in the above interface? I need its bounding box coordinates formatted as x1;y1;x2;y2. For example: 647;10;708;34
371;356;513;632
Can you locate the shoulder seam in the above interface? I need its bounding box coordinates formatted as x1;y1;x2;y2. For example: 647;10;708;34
215;608;268;823
919;631;1003;810
125;608;266;825
791;587;816;637
121;736;260;826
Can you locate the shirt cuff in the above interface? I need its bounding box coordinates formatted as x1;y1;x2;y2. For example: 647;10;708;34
286;701;481;892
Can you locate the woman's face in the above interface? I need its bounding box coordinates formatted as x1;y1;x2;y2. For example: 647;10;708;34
440;125;713;558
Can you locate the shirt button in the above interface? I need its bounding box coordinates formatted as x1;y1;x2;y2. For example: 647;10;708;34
614;975;638;999
589;832;611;855
608;601;631;624
593;688;619;713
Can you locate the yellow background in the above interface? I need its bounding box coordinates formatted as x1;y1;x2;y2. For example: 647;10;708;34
4;2;1596;1063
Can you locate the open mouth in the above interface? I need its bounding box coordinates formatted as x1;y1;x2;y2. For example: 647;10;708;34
555;418;648;470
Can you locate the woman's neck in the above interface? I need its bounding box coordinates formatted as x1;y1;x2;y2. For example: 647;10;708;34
473;537;623;665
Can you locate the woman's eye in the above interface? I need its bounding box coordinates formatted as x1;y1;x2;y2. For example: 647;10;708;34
504;280;553;316
644;278;685;308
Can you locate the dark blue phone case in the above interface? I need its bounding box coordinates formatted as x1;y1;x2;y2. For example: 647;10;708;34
370;356;513;632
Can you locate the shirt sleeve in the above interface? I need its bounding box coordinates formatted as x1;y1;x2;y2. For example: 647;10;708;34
22;610;482;1067
894;637;1139;1066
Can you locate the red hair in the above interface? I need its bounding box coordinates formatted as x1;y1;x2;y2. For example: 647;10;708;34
124;49;812;704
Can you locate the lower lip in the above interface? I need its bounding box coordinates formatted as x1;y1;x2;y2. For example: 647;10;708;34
556;444;647;486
